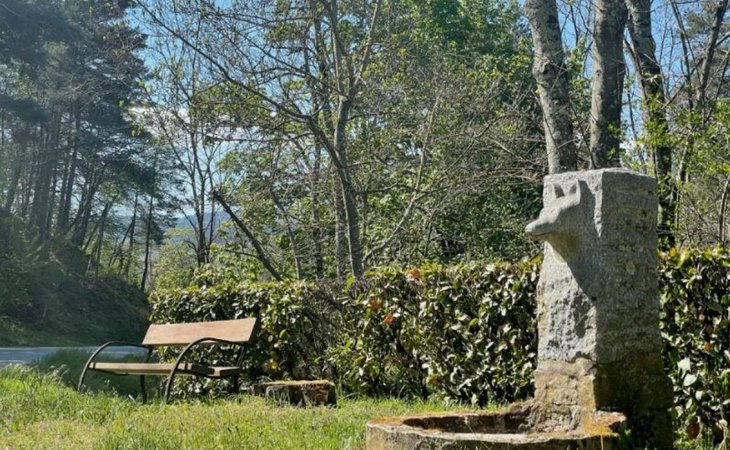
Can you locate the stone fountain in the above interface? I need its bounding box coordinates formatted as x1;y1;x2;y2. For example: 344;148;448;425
366;169;673;449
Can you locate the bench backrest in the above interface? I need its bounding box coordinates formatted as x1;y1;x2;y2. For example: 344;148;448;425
142;318;258;346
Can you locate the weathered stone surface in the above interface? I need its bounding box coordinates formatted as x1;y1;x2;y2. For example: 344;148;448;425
250;380;336;407
526;169;673;448
366;405;626;450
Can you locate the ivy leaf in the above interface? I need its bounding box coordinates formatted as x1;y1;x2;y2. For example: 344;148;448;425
683;373;698;387
678;358;691;373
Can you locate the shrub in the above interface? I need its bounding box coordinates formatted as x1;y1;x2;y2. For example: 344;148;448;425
151;259;539;404
660;247;730;439
334;261;537;404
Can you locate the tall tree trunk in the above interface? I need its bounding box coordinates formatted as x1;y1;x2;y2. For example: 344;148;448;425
20;147;35;219
720;175;730;243
589;0;628;168
4;122;30;212
141;195;154;291
195;204;207;266
696;0;729;109
124;193;139;278
109;223;131;269
31;119;59;241
0;114;5;208
89;200;114;277
57;111;80;233
333;97;364;277
310;148;325;280
332;167;348;280
72;172;103;247
626;0;675;245
524;0;578;174
45;156;59;236
3;154;22;212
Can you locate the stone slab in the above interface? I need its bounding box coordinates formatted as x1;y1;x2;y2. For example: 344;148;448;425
366;406;626;450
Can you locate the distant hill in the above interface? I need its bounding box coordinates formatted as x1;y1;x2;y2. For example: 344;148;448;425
173;211;228;231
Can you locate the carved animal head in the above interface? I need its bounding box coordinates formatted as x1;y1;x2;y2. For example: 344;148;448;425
525;180;590;246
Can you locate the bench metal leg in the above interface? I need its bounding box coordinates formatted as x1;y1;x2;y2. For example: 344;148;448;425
231;375;239;395
77;365;91;394
140;375;147;403
163;368;177;404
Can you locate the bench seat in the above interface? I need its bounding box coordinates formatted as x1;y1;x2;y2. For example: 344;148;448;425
89;362;244;378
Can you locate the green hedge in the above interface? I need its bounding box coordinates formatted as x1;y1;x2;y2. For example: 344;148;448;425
659;247;730;434
334;262;537;404
150;247;730;431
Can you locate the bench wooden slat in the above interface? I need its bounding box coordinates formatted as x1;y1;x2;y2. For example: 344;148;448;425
89;362;244;378
142;318;257;346
89;362;214;376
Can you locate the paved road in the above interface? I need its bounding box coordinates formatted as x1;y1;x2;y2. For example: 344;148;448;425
0;346;147;367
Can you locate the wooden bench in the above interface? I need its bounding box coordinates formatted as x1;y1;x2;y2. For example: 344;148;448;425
78;318;259;403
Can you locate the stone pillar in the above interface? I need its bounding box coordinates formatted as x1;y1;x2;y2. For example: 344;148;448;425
525;169;673;449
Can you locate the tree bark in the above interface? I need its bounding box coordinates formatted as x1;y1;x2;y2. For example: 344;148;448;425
332;168;348;280
696;0;729;108
309;148;325;280
31;116;60;241
625;0;675;245
89;199;114;277
720;175;730;243
332;97;364;277
3;152;22;212
524;0;578;174
589;0;628;168
72;171;103;247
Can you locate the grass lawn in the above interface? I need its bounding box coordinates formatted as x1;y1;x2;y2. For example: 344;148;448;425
0;365;473;449
0;363;719;450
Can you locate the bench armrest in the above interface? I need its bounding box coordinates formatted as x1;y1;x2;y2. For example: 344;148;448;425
84;341;152;365
78;342;153;393
94;341;151;352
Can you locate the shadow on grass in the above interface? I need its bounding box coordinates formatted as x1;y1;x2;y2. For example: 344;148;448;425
31;349;162;400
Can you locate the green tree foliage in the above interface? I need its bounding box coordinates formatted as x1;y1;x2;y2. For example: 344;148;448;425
0;0;180;288
139;0;543;281
623;0;730;246
0;0;168;335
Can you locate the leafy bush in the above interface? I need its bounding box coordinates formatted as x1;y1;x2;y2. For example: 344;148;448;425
334;262;537;404
151;247;730;437
151;259;538;404
660;247;730;442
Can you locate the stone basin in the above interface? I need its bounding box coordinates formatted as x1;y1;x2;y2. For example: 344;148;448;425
366;403;626;450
